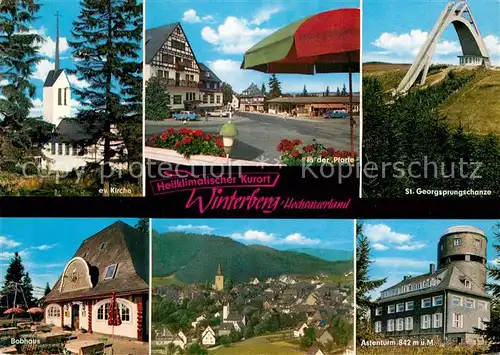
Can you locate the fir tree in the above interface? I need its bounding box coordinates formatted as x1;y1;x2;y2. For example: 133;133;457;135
0;0;53;163
336;87;341;96
145;78;170;121
302;85;308;97
135;218;149;236
3;252;25;292
341;83;347;96
268;74;282;98
325;86;330;96
44;282;52;296
69;0;143;192
222;82;234;105
356;223;386;341
260;82;267;96
21;271;34;306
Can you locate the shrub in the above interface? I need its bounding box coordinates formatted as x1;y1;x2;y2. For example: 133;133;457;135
148;128;225;158
277;139;356;166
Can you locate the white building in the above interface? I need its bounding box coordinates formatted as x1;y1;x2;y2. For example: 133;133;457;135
145;22;223;114
230;94;239;111
294;322;309;338
201;326;216;346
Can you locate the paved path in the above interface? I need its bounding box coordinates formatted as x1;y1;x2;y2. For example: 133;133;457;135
146;112;359;162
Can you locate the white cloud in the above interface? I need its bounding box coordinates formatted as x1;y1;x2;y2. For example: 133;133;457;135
67;74;89;89
373;257;433;269
364;224;427;252
182;9;214;24
251;6;282;25
30;26;69;58
32;59;54;81
280;233;320;246
0;236;21;248
27;244;57;251
201;16;276;54
168;224;215;234
0;251;29;260
231;230;275;243
29;98;43;118
372;243;389;251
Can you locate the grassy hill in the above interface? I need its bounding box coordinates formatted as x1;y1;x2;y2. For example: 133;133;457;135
363;62;500;135
287;247;353;261
152;231;353;284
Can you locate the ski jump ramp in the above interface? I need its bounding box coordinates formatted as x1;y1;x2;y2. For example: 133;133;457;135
395;0;490;94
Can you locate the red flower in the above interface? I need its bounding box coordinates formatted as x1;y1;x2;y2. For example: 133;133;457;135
205;133;213;141
303;145;314;153
167;127;175;134
321;150;328;158
182;136;192;145
174;142;181;148
179;127;193;135
291;151;301;158
215;138;224;148
192;129;204;138
292;139;302;146
149;134;158;143
160;132;169;140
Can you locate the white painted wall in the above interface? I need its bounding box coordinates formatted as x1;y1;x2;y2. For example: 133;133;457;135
45;303;62;327
92;298;138;339
43;71;71;127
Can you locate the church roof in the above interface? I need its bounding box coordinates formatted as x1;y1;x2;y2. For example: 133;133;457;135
43;69;65;87
145;23;178;64
49;119;102;143
45;221;149;303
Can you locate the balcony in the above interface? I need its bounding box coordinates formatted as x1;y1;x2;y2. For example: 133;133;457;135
157;77;199;88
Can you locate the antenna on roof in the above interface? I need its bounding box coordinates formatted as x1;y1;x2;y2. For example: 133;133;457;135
55;11;61;71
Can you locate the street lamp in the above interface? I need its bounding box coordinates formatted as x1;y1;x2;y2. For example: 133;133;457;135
219;121;238;162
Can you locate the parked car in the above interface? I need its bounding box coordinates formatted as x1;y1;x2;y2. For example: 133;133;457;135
172;111;200;121
324;111;349;119
208;110;230;117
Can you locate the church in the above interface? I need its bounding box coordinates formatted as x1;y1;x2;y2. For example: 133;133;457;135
44;221;149;341
39;16;124;172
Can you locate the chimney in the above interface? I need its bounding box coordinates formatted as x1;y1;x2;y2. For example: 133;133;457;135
430;263;436;274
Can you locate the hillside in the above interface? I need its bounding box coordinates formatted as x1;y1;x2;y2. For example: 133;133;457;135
152;231;353;284
287;247;353;261
363;62;500;135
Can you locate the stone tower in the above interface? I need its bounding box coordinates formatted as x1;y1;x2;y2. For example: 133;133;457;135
437;225;487;291
215;263;224;291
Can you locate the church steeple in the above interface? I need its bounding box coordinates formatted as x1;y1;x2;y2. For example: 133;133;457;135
55;11;60;71
217;263;223;276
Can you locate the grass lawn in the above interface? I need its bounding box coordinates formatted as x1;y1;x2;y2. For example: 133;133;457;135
152;275;184;287
209;332;303;355
363;62;500;135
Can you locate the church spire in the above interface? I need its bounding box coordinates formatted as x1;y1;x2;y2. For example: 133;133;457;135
217;263;223;276
55;11;60;71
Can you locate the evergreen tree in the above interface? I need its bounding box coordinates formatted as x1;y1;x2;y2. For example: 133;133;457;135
145;78;170;121
356;223;386;341
222;82;234;105
69;0;143;192
135;218;149;236
3;252;25;292
341;83;347;96
300;327;315;348
325;86;330;96
336;87;341;96
224;276;234;291
302;85;308;97
268;74;282;98
0;0;54;165
21;272;34;306
260;82;267;96
476;224;500;349
44;282;52;296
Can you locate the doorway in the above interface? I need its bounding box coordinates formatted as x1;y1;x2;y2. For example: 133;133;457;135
71;304;80;330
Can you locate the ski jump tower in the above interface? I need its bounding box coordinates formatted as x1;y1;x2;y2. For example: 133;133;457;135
395;0;490;94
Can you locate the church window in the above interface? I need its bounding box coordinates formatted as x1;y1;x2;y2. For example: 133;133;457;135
104;264;117;280
72;144;78;156
51;143;56;155
65;144;70;156
58;88;62;105
97;303;109;320
120;303;131;322
58;143;63;155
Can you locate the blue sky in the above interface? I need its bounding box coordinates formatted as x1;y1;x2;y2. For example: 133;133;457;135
147;0;360;93
360;219;500;299
363;0;500;65
0;218;139;298
153;219;354;251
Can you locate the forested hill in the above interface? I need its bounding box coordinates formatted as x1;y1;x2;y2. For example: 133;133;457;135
152;231;353;284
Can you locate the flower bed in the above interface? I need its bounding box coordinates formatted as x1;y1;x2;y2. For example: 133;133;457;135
277;139;356;166
148;127;225;158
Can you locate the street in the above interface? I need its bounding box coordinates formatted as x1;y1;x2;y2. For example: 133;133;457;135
145;111;359;163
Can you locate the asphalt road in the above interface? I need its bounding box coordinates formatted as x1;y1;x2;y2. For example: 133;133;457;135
145;111;359;162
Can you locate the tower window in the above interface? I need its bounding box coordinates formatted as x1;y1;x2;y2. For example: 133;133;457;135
474;239;481;248
58;143;63;155
464;279;471;289
58;88;62;105
64;88;67;105
454;238;461;246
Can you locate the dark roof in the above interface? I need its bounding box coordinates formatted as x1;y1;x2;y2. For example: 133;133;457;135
49;119;102;143
240;83;264;98
145;23;178;64
198;63;222;83
226;313;244;322
45;221;149;302
267;95;360;104
43;69;65;87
